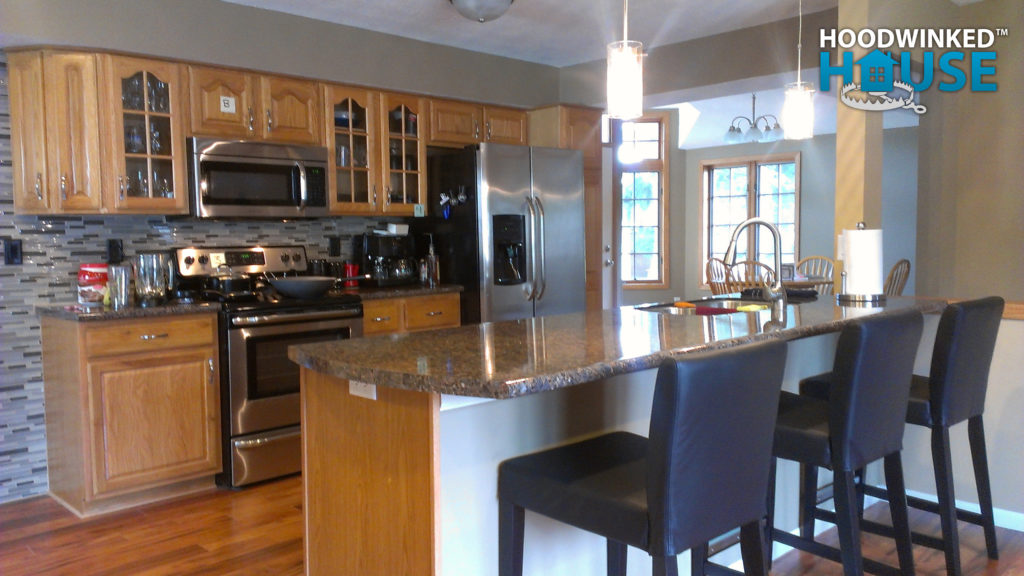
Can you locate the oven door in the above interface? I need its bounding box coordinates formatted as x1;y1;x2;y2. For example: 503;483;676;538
226;310;361;436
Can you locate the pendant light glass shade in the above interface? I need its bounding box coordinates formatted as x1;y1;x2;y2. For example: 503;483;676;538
449;0;514;23
606;40;644;120
782;81;815;140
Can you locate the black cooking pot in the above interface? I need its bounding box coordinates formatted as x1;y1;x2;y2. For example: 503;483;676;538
207;266;255;294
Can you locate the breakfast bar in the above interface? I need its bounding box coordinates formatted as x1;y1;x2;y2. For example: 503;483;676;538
289;297;943;576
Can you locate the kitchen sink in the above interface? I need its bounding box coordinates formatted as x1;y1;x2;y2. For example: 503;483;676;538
635;297;770;316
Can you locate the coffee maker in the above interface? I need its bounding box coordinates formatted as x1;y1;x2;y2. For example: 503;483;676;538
355;233;417;286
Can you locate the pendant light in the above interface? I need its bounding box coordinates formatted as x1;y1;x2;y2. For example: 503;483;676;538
782;0;815;139
606;0;643;120
449;0;514;23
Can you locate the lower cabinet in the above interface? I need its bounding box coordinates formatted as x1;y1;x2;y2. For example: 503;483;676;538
41;313;221;516
362;292;461;336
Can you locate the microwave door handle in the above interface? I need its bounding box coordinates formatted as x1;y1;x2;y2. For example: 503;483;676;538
295;162;308;209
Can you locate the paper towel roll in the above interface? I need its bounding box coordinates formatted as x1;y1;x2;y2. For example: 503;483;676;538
841;228;884;295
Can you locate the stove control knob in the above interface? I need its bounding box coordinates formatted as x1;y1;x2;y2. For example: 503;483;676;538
280;254;290;263
292;252;303;264
197;255;208;265
183;256;195;267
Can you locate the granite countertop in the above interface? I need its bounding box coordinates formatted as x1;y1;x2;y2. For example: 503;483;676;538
36;285;461;322
289;296;946;400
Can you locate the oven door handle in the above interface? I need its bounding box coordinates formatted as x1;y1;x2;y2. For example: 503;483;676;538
231;308;362;326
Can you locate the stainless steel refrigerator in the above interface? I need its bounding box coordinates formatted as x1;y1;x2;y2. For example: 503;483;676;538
413;143;585;324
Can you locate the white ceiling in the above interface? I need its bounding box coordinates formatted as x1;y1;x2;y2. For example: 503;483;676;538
222;0;920;148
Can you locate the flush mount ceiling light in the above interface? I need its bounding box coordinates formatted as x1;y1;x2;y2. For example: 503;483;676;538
449;0;514;23
606;0;644;120
782;0;815;139
724;93;782;144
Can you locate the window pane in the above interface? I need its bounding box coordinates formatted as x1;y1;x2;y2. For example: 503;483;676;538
635;141;659;161
632;254;659;281
635;226;658;253
633;122;659;141
622;201;635;226
635;200;659;226
731;168;748;195
621;173;635;200
634;172;659;199
620;253;634;281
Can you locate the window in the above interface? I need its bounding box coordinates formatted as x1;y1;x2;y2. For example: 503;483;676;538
700;154;800;284
614;112;670;288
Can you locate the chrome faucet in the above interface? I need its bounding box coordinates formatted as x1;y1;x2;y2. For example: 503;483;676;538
722;217;786;304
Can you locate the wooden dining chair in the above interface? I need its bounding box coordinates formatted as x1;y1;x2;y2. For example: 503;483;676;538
885;258;911;296
725;260;776;293
797;255;835;295
706;257;731;295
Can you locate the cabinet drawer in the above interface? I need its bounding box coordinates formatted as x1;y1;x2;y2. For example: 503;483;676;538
84;315;216;357
362;299;402;335
404;294;461;332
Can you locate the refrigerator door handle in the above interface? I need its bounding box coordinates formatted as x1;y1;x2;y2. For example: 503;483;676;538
534;196;547;301
524;196;539;301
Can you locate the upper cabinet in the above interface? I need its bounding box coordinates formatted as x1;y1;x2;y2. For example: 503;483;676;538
380;93;427;216
102;55;189;213
9;50;188;215
10;51;103;213
188;66;320;145
323;84;381;215
428;99;527;147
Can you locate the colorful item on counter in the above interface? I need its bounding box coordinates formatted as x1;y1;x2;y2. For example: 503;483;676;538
77;264;108;306
672;301;696;308
694;306;738;315
736;304;770;312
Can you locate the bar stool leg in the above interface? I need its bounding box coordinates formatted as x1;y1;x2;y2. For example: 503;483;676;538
799;464;819;539
932;426;962;576
968;416;999;560
690;543;708;576
739;520;768;576
608;539;627;576
883;453;916;576
498;500;525;576
833;470;865;576
765;458;777;567
653;556;679;576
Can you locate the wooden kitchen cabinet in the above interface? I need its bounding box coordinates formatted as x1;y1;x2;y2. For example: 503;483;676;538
9;51;103;213
189;66;321;144
41;313;221;516
101;55;189;214
529;105;604;311
362;293;461;336
428;98;527;146
380;92;427;215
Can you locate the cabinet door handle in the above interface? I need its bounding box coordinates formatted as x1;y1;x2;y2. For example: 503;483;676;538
139;333;169;341
473;120;480;139
118;175;125;201
426;310;444;317
372;316;391;323
208;357;215;381
266;109;273;133
60;174;68;199
372;185;378;207
384;186;392;208
35;172;43;201
486;121;492;141
247;106;255;132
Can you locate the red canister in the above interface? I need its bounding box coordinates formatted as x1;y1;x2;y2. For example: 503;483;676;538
78;263;108;306
343;261;359;288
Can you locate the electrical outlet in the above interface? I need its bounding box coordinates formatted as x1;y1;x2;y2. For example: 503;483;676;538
328;236;342;258
106;239;124;264
4;238;23;265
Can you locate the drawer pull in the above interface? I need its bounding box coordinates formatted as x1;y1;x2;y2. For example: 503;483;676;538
426;311;444;317
140;333;169;341
372;316;391;323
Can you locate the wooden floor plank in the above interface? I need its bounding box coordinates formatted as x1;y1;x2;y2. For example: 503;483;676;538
1;475;1022;575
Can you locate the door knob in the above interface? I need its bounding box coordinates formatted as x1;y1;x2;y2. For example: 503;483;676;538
604;259;615;267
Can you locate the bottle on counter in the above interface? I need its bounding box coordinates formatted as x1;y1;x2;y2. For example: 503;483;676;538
425;233;439;288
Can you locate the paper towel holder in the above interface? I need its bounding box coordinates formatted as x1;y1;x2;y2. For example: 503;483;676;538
836;222;886;304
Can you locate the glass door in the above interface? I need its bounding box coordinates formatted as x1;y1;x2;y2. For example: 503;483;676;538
106;56;187;213
380;93;426;215
325;85;380;214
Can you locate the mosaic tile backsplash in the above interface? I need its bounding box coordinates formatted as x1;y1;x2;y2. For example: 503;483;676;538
0;55;391;503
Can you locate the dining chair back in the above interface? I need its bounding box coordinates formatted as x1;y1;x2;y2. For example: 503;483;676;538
885;259;911;296
797;255;835;295
725;260;776;293
706;257;730;295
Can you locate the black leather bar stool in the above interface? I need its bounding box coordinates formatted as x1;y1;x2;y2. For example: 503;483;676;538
498;340;788;576
768;308;924;576
799;297;1005;575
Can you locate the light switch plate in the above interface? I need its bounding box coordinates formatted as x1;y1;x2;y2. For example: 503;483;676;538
349;380;377;401
413;204;425;217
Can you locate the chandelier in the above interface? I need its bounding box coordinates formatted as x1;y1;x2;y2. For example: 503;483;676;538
724;94;782;144
606;0;644;120
449;0;514;23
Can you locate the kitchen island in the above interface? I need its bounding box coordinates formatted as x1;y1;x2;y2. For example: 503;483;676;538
289;297;942;576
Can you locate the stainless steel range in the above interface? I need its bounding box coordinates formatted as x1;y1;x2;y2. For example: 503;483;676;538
172;245;362;487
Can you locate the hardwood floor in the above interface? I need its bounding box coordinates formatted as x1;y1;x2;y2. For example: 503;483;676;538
1;475;1022;575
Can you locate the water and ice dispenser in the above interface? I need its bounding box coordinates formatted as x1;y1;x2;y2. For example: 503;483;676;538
493;214;526;285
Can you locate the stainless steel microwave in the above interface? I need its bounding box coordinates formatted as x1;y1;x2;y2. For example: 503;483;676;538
188;136;328;218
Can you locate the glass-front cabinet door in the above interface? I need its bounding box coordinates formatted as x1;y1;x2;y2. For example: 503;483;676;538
380;93;426;216
104;56;188;213
324;85;380;215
